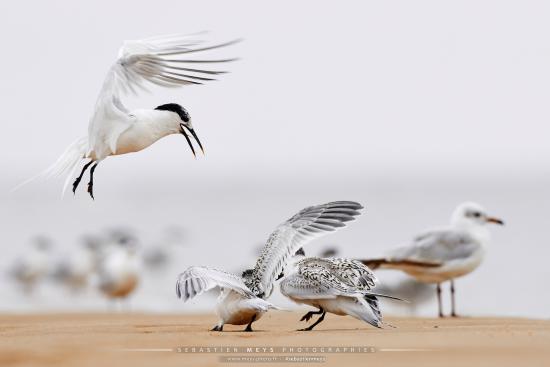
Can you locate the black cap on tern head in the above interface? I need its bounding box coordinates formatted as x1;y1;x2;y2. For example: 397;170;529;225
155;103;204;156
155;103;190;123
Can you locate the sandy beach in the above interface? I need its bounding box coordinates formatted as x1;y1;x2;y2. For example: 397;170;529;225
1;312;549;367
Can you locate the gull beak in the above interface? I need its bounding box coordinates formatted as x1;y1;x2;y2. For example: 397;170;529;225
486;216;505;225
180;124;205;157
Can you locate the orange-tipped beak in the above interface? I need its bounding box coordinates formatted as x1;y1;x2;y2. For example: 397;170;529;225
486;217;505;225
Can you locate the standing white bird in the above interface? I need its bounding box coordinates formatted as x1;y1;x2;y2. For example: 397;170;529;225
360;202;504;317
51;236;102;293
19;33;240;199
176;201;362;332
9;237;53;294
177;266;278;332
97;239;141;305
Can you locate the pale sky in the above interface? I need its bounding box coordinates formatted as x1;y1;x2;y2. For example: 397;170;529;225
1;1;549;316
1;0;549;186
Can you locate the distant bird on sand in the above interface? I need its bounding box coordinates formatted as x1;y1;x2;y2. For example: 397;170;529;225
17;33;240;199
51;236;102;292
9;236;53;294
360;202;504;317
142;226;186;271
319;246;339;258
176;201;360;332
97;238;140;304
374;277;434;316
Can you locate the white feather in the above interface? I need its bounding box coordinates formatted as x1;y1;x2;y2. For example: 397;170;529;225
250;201;364;298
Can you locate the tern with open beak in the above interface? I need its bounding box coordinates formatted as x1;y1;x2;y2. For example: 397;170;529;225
17;33;240;199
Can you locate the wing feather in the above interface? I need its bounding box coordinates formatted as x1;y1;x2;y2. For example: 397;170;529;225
249;201;363;298
113;36;240;94
389;228;479;263
176;266;254;302
88;34;240;160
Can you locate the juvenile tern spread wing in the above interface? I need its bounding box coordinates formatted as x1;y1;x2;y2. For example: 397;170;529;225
176;266;254;302
248;201;363;298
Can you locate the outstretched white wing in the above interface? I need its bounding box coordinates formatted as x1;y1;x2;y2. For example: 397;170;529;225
388;227;479;264
113;34;240;94
176;266;254;302
88;33;240;160
249;201;363;298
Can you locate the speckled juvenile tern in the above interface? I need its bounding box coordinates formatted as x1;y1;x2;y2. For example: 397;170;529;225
176;201;362;332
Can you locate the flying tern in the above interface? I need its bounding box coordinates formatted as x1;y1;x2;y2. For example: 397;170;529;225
360;202;504;317
176;201;362;332
19;33;239;199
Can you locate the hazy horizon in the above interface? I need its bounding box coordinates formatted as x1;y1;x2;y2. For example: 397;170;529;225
1;0;549;318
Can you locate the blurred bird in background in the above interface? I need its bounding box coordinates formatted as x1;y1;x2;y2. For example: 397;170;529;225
96;229;141;309
9;236;54;294
142;226;186;272
50;235;104;293
374;276;434;316
319;246;340;258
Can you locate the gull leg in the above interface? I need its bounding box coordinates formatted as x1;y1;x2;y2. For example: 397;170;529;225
87;163;99;200
300;309;324;322
450;280;457;317
244;314;256;332
298;308;326;331
72;160;94;194
437;283;444;318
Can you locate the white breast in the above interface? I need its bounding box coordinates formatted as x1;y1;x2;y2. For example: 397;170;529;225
215;290;266;325
112;109;180;156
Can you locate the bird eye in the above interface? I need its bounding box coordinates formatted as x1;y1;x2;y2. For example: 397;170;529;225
472;212;481;218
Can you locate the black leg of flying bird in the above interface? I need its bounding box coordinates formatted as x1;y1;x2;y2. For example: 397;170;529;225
450;280;457;317
87;163;98;200
180;124;196;157
436;283;443;318
244;314;256;332
300;308;324;322
73;160;94;194
298;309;326;331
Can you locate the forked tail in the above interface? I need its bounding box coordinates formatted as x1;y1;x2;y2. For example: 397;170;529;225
12;137;88;197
